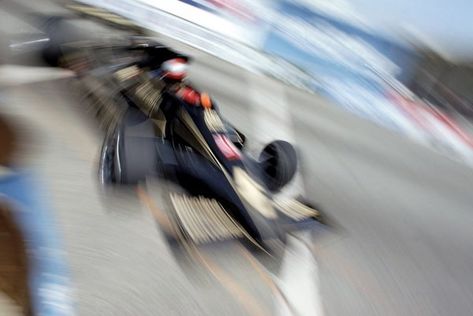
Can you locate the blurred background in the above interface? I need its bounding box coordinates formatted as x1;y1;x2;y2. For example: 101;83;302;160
1;0;473;315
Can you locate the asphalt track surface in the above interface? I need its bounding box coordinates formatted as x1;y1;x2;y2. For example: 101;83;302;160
3;2;473;316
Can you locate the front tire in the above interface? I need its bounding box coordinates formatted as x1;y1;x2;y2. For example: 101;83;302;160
259;140;298;192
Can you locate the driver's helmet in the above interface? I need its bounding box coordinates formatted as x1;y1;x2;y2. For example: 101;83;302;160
161;58;188;81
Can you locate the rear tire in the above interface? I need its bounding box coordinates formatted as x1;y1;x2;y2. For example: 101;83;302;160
98;126;118;185
115;108;159;184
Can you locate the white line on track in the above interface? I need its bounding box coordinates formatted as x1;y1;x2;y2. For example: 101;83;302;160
0;66;74;86
276;233;324;316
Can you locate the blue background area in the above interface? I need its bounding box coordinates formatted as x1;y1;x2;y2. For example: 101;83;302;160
264;1;420;84
0;172;73;315
261;1;424;132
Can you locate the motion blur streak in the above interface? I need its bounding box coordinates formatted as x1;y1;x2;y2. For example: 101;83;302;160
136;186;175;235
138;184;272;316
189;246;270;316
2;0;473;315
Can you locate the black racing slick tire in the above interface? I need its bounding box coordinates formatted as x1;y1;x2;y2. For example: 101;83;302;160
115;108;159;184
259;140;298;192
98;125;118;185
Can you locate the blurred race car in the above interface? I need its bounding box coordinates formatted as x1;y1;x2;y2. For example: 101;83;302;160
45;35;321;256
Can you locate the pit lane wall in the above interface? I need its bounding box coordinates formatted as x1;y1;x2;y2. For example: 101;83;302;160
74;0;473;166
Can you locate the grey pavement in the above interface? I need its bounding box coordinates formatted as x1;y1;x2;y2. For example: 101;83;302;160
2;1;473;315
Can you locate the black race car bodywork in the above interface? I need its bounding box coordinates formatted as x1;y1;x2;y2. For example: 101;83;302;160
49;36;320;256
